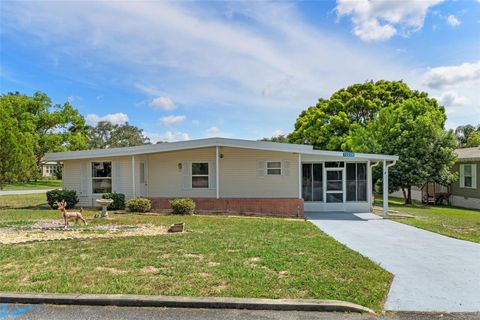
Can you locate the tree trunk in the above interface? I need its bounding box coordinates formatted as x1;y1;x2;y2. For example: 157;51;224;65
405;187;412;205
401;188;407;202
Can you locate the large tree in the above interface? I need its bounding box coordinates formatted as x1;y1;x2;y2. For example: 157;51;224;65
289;80;457;204
455;124;480;147
347;97;458;204
259;135;289;143
466;131;480;147
288;80;428;150
0;98;37;188
0;92;87;164
1;92;88;167
87;121;150;149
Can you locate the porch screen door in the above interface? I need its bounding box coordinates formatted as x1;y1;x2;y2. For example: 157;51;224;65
325;168;344;203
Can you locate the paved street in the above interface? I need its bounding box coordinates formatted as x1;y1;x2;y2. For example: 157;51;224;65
0;189;54;196
307;212;480;312
1;304;479;320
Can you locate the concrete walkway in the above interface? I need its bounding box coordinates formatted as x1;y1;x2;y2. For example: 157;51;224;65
306;212;480;312
0;189;54;196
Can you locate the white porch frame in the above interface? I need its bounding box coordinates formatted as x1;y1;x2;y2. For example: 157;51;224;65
216;146;220;199
383;160;397;216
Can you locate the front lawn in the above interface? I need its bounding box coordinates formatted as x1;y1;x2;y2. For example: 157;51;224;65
380;197;480;243
2;179;61;191
0;194;391;311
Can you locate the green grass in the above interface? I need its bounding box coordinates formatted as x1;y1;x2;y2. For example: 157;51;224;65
0;195;392;311
0;193;48;209
2;179;61;191
380;197;480;243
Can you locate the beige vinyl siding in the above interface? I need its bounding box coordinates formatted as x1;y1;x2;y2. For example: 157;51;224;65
146;148;216;198
218;147;298;198
62;156;134;207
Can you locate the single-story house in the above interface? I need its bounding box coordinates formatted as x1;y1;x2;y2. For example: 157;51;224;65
45;138;398;217
40;161;61;178
391;147;480;210
450;147;479;209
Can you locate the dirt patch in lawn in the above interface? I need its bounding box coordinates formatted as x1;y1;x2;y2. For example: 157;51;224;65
0;221;168;245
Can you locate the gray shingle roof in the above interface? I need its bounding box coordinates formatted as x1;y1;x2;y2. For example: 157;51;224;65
455;147;480;160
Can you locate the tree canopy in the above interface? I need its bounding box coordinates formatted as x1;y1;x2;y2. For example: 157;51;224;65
0;92;88;186
289;80;457;204
259;135;289;143
288;80;429;151
0;96;37;187
455;124;480;148
87;121;151;149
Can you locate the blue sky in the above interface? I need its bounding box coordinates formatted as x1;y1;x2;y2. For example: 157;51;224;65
1;0;479;142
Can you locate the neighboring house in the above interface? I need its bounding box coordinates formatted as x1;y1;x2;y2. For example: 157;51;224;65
44;137;398;217
41;161;61;177
450;147;480;209
392;147;480;209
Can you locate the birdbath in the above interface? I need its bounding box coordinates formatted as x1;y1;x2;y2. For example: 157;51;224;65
96;199;114;218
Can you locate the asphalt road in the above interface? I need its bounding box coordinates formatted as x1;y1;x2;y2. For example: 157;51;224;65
1;304;479;320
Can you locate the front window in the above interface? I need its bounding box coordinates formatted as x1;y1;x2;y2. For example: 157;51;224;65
267;161;282;175
92;162;112;193
463;164;473;188
192;162;209;188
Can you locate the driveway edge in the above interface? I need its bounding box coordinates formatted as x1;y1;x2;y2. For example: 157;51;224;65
0;292;374;313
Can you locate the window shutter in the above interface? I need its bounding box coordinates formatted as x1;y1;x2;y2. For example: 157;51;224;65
256;160;266;176
283;160;291;176
472;164;477;189
209;161;216;188
113;161;122;193
460;164;465;188
182;161;191;189
80;162;89;195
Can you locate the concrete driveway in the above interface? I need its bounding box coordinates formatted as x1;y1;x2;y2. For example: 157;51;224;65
306;212;480;313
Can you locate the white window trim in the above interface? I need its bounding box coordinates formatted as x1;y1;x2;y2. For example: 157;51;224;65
460;163;477;189
191;161;209;189
266;160;282;176
91;160;113;194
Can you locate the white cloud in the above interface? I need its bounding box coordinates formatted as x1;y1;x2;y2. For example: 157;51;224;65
86;113;129;125
159;115;186;126
192;120;200;125
149;97;176;110
423;61;480;89
272;129;285;136
2;1;477;130
336;0;443;42
436;91;469;107
145;131;189;143
67;95;81;104
446;14;461;27
205;126;221;137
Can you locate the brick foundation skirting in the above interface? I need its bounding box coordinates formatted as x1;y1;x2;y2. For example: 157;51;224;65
149;197;304;218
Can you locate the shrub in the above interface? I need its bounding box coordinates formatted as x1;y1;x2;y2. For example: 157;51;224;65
102;192;126;210
53;166;62;180
169;198;195;215
46;189;79;209
126;197;152;213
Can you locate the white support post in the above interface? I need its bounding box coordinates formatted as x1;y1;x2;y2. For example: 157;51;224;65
132;156;136;198
216;146;220;199
298;153;302;199
383;160;388;216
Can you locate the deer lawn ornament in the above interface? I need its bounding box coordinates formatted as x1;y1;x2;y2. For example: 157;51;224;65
56;200;87;228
